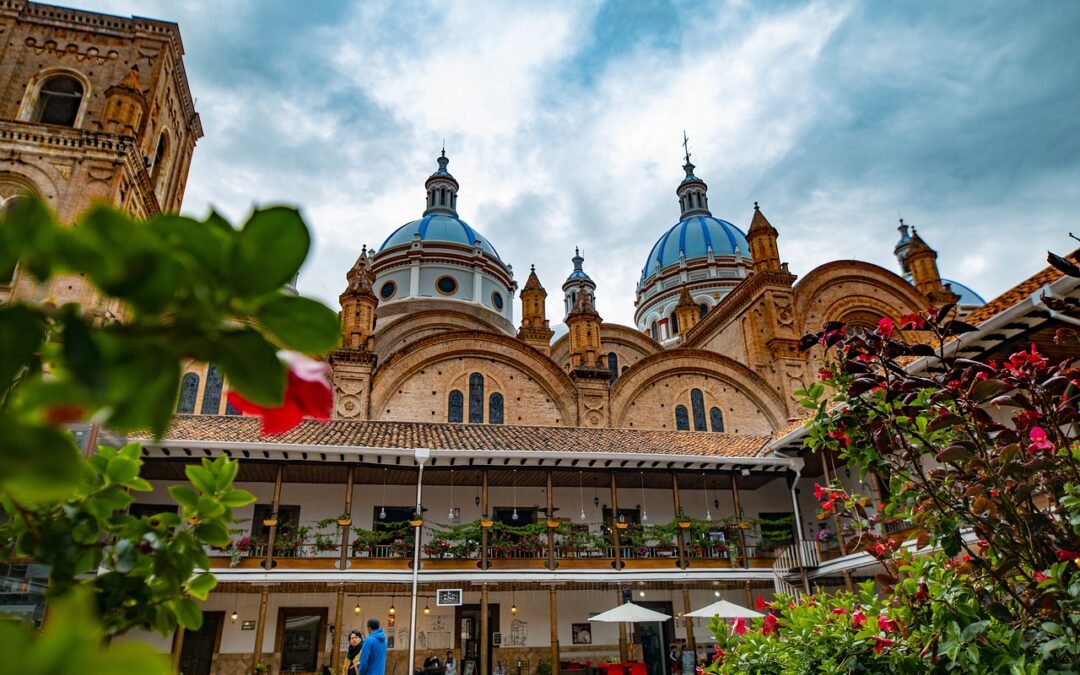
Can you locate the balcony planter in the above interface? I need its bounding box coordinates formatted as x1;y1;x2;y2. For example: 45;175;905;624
262;518;278;527
546;520;560;529
738;522;753;529
337;518;352;527
615;522;629;530
677;521;692;529
408;519;424;527
480;519;494;528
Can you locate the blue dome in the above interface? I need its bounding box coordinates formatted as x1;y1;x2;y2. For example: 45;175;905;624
379;214;501;260
642;216;749;280
942;279;985;306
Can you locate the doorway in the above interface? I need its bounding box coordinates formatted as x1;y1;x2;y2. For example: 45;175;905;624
458;603;499;675
634;601;673;675
275;607;328;674
177;611;224;675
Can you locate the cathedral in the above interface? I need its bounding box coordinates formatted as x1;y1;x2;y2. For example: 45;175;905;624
7;3;1079;675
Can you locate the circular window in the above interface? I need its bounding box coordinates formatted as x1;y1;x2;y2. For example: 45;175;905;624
436;275;458;295
379;281;397;300
491;291;504;310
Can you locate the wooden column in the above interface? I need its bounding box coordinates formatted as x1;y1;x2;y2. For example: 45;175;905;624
480;586;489;675
681;589;696;660
744;580;754;609
252;587;270;672
338;466;355;569
616;590;628;662
331;583;346;672
546;471;557;570
171;627;185;673
549;588;560;674
672;473;686;569
610;473;622;570
480;470;490;569
730;473;748;566
263;464;284;570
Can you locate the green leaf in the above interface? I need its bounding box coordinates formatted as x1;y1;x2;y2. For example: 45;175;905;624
213;329;286;406
0;416;83;501
106;456;140;485
187;573;217;601
168;485;199;511
185;465;216;495
173;598;203;630
214;457;239;492
195;520;230;547
230;207;309;297
221;488;256;508
256;294;340;354
0;304;46;391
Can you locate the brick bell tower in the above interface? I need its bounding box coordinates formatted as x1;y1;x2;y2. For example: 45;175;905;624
330;246;378;419
518;264;554;355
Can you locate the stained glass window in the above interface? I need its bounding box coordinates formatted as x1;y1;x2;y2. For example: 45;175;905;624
608;352;619;383
448;390;464;423
177;373;199;414
710;407;724;432
691;388;707;431
489;393;504;425
201;365;223;415
675;405;689;431
468;373;484;423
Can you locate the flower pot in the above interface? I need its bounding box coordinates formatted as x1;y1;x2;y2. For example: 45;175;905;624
338;519;352;526
408;519;424;527
262;518;278;527
615;522;628;530
677;521;691;529
480;519;494;528
738;522;752;529
546;520;560;528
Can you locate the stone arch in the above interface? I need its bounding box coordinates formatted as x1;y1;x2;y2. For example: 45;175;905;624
610;349;788;432
371;331;579;426
18;67;92;128
374;309;507;363
793;261;926;334
551;323;660;373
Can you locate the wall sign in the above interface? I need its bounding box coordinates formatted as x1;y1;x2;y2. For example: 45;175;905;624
241;621;256;630
437;589;462;606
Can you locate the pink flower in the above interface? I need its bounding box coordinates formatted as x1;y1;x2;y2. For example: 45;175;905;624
228;351;333;435
761;613;778;635
899;313;926;330
831;607;846;615
813;483;826;501
851;610;867;629
1034;571;1049;583
731;617;748;635
873;636;895;655
1027;427;1054;454
877;317;895;339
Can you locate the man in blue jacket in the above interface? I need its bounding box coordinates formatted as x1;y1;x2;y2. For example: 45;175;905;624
358;617;387;675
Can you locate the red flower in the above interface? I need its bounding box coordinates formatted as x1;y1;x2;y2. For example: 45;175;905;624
831;607;846;615
828;428;851;447
761;613;778;635
818;368;833;382
877;615;899;634
821;501;834;512
712;649;725;663
852;610;867;629
755;596;767;612
899;313;926;330
813;483;827;501
877;317;895;339
1034;571;1049;583
228;351;333;435
873;636;896;655
1055;549;1079;562
1027;426;1054;454
731;617;748;635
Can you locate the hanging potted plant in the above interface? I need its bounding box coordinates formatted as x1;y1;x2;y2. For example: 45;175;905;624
337;511;352;527
408;511;424;527
262;513;278;527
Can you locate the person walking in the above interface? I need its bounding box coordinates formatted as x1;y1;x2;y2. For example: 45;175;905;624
343;630;364;675
668;645;680;675
358;618;387;675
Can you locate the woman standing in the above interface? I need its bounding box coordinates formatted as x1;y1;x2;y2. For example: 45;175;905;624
444;651;457;675
343;630;364;675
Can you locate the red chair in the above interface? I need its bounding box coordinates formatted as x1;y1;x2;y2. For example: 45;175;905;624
628;663;647;675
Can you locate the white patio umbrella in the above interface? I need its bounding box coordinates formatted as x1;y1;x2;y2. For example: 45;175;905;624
684;599;762;619
589;602;672;623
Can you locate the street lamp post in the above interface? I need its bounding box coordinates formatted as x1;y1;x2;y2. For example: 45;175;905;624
407;448;431;675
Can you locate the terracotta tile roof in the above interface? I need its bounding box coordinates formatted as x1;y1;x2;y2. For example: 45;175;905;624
770;417;811;442
963;249;1079;326
134;415;773;459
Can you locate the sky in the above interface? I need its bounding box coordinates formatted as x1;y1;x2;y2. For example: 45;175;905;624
61;0;1080;328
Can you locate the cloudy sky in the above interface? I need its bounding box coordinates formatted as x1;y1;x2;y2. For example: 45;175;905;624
64;0;1080;328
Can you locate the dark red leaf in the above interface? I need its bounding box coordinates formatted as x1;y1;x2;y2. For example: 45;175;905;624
798;334;819;352
971;378;1009;402
1047;251;1080;278
935;303;957;323
910;343;936;357
943;319;979;335
937;445;972;463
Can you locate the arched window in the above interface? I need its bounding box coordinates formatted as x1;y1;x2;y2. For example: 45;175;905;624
608;352;619;384
710;407;724;432
670;312;680;335
699;303;709;319
150;132;169;186
650;321;659;341
690;388;707;431
675;405;689;431
201;365;223;414
33;75;83;126
177;373;199;414
489;393;504;425
448;390;464;423
0;188;29;283
468;373;484;423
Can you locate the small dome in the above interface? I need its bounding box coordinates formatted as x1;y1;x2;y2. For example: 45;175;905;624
642;216;749;280
379;214;502;260
942;279;985;307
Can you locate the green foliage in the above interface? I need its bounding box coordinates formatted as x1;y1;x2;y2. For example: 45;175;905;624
0;198;339;673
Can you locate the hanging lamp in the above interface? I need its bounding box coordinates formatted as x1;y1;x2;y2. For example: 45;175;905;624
578;471;586;521
703;472;712;521
380;467;388;520
511;469;518;521
448;469;455;521
639;471;648;523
